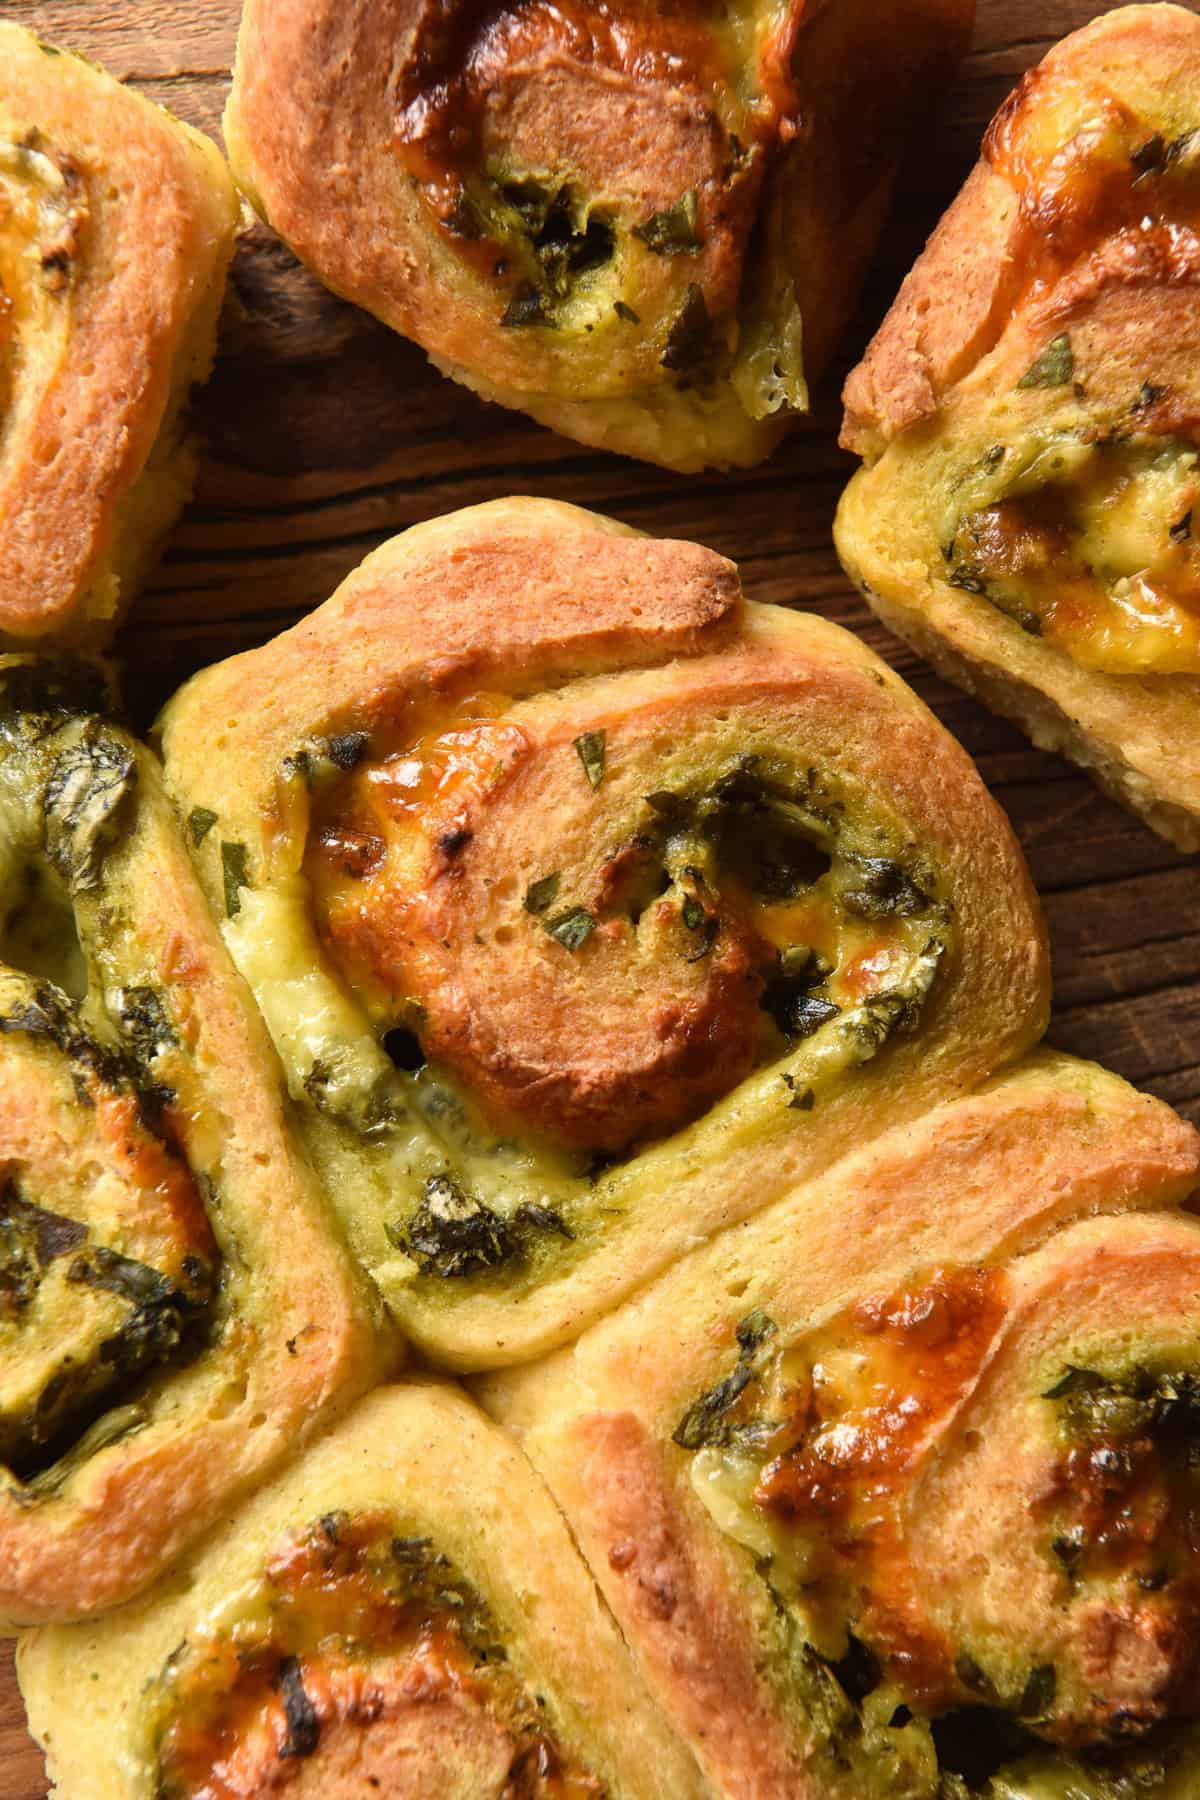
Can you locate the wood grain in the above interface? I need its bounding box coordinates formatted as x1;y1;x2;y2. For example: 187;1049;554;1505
4;0;1199;1792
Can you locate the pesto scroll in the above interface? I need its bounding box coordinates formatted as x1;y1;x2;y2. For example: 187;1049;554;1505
0;658;384;1627
837;5;1200;848
19;1380;705;1799
0;25;238;646
482;1054;1200;1799
223;0;972;471
159;498;1049;1369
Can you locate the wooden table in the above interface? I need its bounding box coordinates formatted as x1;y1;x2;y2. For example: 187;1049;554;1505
3;1;1198;1792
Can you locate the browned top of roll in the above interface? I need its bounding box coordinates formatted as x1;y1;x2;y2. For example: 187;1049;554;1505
842;4;1200;460
0;25;237;644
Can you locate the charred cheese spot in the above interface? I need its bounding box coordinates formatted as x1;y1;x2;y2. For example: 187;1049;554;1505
153;1511;603;1800
682;1264;1200;1761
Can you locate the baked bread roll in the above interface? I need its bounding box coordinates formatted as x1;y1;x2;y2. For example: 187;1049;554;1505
0;25;238;648
223;0;973;472
158;498;1049;1369
482;1053;1200;1798
18;1379;706;1799
0;656;385;1627
836;4;1200;849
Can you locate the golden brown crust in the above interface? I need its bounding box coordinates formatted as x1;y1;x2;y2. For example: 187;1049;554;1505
481;1053;1200;1797
159;497;1049;1370
0;26;238;646
225;0;972;471
842;5;1200;458
837;4;1200;844
0;658;387;1626
19;1381;707;1800
568;1411;814;1797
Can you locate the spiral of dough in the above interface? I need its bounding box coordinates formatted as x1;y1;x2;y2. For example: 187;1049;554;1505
0;25;237;645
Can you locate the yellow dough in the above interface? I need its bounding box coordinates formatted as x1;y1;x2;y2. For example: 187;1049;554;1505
19;1380;706;1799
0;656;387;1627
157;497;1050;1370
837;4;1200;848
482;1052;1200;1798
223;0;973;471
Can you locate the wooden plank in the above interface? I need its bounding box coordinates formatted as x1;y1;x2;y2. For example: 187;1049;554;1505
4;1;1199;1792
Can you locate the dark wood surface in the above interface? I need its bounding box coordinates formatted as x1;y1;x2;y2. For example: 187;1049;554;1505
4;2;1199;1792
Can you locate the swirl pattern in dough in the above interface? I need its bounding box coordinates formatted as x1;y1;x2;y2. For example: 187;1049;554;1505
837;4;1200;848
223;0;973;471
0;25;238;646
482;1053;1200;1798
0;657;385;1626
18;1380;705;1799
158;498;1049;1369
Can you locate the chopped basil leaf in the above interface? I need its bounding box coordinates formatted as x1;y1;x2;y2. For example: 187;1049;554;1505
736;1309;775;1353
983;590;1043;637
514;1202;574;1241
781;1074;816;1111
391;1175;512;1278
501;281;550;327
673;1309;778;1450
783;994;839;1039
389;1177;572;1279
573;729;606;789
0;1189;87;1320
1042;1365;1107;1400
544;906;595;951
842;857;931;920
661;284;716;379
634;191;701;255
1133;380;1169;413
1017;333;1074;389
1017;1664;1056;1719
947;566;988;596
67;1245;177;1309
221;841;250;918
684;915;719;963
114;986;176;1067
682;896;705;931
1131;133;1167;181
44;725;137;891
613;299;640;323
1051;1533;1084;1575
523;872;561;915
187;806;217;847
